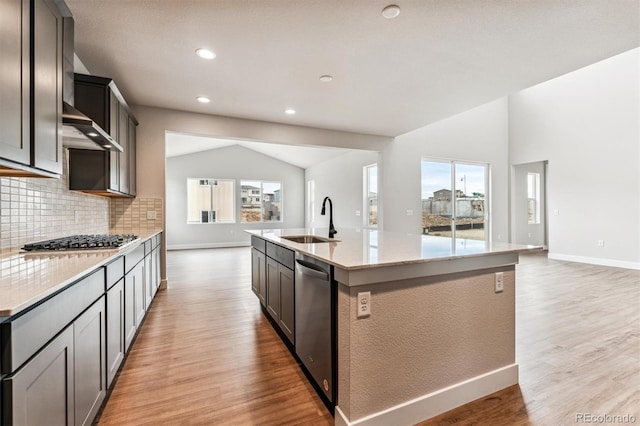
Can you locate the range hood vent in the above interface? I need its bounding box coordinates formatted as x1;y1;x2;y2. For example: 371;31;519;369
62;102;123;152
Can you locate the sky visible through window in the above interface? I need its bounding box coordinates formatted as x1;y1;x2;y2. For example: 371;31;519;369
368;166;378;194
421;161;485;199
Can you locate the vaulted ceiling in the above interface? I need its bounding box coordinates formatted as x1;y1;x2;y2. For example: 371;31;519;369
67;0;638;137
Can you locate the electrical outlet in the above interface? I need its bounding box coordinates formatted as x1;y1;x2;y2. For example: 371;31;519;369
553;209;559;216
494;272;504;293
74;210;79;224
528;233;532;238
597;240;605;247
357;291;371;318
406;210;413;216
355;210;361;216
147;211;157;220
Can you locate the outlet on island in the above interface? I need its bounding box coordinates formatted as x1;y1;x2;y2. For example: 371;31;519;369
494;272;504;293
357;291;371;318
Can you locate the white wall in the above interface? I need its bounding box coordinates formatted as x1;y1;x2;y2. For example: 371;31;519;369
382;98;510;242
509;48;639;268
305;150;380;231
166;145;304;249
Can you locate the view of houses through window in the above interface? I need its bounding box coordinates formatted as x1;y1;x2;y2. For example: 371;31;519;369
421;160;487;241
186;178;235;223
364;164;377;227
241;181;282;222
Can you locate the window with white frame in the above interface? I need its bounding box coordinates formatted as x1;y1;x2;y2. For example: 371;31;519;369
241;180;282;222
527;172;541;224
364;164;378;227
421;159;488;241
307;180;315;224
187;178;235;223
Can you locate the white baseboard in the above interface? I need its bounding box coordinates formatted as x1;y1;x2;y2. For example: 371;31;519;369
548;253;640;270
335;364;518;426
166;242;250;251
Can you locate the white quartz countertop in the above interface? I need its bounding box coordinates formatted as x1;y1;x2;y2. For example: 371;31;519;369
0;230;162;318
247;228;542;271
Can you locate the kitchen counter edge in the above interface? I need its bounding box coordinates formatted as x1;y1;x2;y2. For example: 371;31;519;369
0;230;163;319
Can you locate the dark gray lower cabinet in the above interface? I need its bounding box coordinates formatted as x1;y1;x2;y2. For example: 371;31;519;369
133;261;146;329
2;297;105;426
144;252;153;309
73;297;106;426
267;260;295;344
251;248;266;306
266;257;280;319
106;279;124;388
153;246;161;292
124;260;144;352
278;266;295;343
3;326;74;425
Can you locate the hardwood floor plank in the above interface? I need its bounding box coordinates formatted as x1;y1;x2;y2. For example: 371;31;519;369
96;248;639;425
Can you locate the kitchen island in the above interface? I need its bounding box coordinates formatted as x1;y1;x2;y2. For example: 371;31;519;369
247;228;540;426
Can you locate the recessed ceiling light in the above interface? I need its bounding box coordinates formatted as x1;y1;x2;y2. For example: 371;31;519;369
285;109;296;115
87;132;98;137
195;48;216;60
382;4;400;19
319;75;333;82
103;144;111;148
197;96;211;103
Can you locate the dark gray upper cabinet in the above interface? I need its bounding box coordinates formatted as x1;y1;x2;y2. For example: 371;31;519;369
32;0;63;174
0;0;63;178
128;115;137;196
69;74;138;197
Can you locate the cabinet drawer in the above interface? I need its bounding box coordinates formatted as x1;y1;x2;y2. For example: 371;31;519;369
124;244;144;273
266;242;294;270
251;236;266;254
105;256;124;290
1;269;104;374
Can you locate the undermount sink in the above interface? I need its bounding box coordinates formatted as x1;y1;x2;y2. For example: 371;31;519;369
280;235;338;244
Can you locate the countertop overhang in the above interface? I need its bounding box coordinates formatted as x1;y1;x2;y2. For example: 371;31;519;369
247;228;542;285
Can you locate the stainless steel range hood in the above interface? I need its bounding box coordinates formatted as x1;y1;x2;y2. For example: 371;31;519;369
62;102;123;152
59;12;123;153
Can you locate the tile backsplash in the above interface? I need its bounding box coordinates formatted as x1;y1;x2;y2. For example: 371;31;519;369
0;150;163;252
110;198;163;234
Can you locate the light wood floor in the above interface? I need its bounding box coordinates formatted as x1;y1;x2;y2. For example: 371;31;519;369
97;248;640;425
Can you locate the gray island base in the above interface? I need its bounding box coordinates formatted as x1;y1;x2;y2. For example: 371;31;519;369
247;228;540;426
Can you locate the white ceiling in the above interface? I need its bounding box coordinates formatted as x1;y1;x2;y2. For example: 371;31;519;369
165;132;355;168
66;0;638;137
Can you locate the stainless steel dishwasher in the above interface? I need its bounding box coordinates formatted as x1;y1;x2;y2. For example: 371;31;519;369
295;253;335;404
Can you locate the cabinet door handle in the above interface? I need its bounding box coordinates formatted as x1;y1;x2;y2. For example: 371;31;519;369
295;259;329;280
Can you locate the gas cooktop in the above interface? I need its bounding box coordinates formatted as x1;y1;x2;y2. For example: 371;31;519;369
22;234;138;252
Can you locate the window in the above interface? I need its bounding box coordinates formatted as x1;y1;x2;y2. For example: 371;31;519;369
187;178;235;223
364;164;378;227
307;180;315;224
241;181;282;222
527;172;541;224
421;159;488;241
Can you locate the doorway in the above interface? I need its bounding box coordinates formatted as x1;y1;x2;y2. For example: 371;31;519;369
512;161;547;247
421;159;489;241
